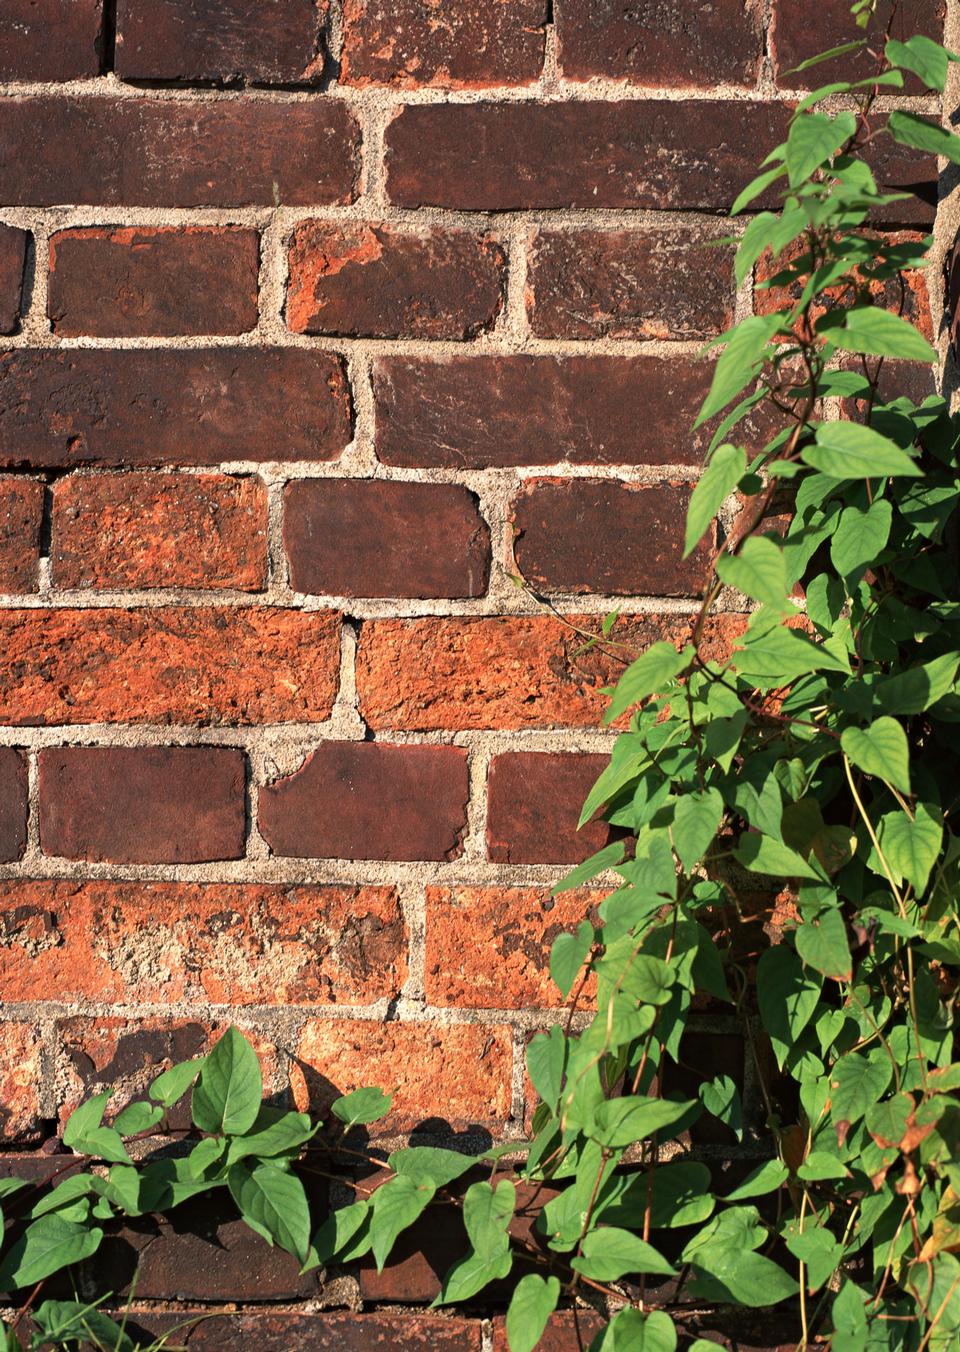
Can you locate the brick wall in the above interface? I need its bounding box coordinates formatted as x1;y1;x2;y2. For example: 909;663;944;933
0;0;949;1334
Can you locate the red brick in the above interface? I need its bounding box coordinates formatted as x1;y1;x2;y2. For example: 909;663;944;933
0;476;43;593
115;0;326;83
556;0;763;86
47;227;260;338
358;614;744;731
426;886;603;1009
0;880;406;1005
527;226;735;340
0;0;102;81
493;1313;607;1351
284;479;490;599
287;222;505;338
0;747;28;863
341;0;546;87
772;0;944;88
293;1019;513;1130
0;226;27;334
386;100;787;209
0;349;350;469
125;1312;482;1350
512;478;712;596
373;355;775;469
486;751;613;864
258;741;469;862
0;1022;43;1143
51;473;268;592
0;607;340;725
0;98;358;206
39;746;247;863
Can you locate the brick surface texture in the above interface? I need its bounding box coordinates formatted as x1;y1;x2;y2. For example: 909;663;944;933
0;0;947;1333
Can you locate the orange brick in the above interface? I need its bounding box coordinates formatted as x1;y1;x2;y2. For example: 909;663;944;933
0;607;339;724
0;881;406;1006
293;1019;513;1131
0;1021;43;1142
425;887;601;1010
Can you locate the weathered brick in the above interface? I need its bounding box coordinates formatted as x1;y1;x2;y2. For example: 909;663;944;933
0;608;340;724
124;1311;482;1349
259;742;469;862
51;473;268;592
0;0;102;81
0;880;406;1005
0;476;43;593
513;478;711;597
284;479;490;599
286;222;504;338
426;886;603;1008
0;748;28;864
493;1313;606;1351
486;751;613;864
373;355;775;469
386;100;786;209
294;1019;513;1130
556;0;763;87
342;0;545;87
39;746;247;863
0;98;358;206
48;227;260;337
527;227;735;340
772;0;944;88
115;0;326;83
358;614;745;731
0;349;350;469
0;225;27;334
0;1022;43;1143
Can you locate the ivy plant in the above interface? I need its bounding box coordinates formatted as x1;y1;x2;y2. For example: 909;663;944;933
2;5;960;1350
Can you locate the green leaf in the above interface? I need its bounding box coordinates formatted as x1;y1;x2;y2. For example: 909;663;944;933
685;444;746;557
878;802;942;893
699;1075;743;1141
733;625;850;684
784;39;865;75
785;110;857;186
552;841;625;895
796;906;852;980
717;536;788;609
305;1201;369;1269
434;1246;512;1306
33;1300;136;1352
149;1056;205;1107
841;717;911;794
804;422;921;479
464;1179;514;1259
724;1159;789;1201
830;500;893;580
605;642;692;724
505;1273;561;1352
818;304;937;363
886;35;949;90
192;1026;262;1137
550;920;594;999
573;1228;676;1282
368;1174;435;1271
672;788;723;873
526;1026;567;1113
688;1246;799;1307
388;1147;478;1189
831;1279;868;1352
887;110;960;166
225;1107;317;1166
62;1092;131;1166
786;1227;843;1291
0;1215;102;1292
227;1161;311;1265
757;947;821;1068
590;1096;698;1148
830;1052;893;1126
876;653;960;714
796;1151;850;1182
733;833;823;881
330;1087;392;1130
592;1310;677;1352
696;315;782;427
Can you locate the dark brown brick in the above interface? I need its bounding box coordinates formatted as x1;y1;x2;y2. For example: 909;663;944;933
772;0;945;88
0;226;27;335
284;479;490;599
373;355;771;469
493;1313;607;1351
512;478;711;596
556;0;764;87
258;741;469;862
0;98;358;206
0;476;43;593
122;1311;481;1348
0;349;350;469
486;752;612;864
48;227;260;337
341;0;546;87
287;221;505;338
0;0;103;81
39;746;247;863
115;0;326;84
527;226;735;340
386;100;786;209
51;472;268;591
0;748;28;863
